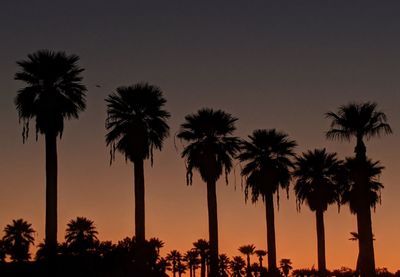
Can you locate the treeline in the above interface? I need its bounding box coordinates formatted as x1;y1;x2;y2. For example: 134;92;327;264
0;218;398;277
4;49;395;276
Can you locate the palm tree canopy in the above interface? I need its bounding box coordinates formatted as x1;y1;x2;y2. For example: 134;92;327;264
238;129;297;203
65;217;98;250
255;249;267;257
238;244;255;256
15;50;86;141
3;219;35;246
105;83;170;163
341;158;384;214
230;256;246;276
3;219;35;262
177;108;241;184
326;102;392;142
293;149;343;212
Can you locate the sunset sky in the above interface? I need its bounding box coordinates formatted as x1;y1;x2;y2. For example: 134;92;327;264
1;0;400;272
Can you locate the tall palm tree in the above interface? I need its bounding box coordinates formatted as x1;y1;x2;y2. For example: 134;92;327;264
178;109;241;277
230;256;246;277
326;102;391;276
65;217;98;255
238;129;296;275
293;149;342;275
2;219;35;262
193;239;209;277
105;83;170;273
239;244;255;276
14;50;86;259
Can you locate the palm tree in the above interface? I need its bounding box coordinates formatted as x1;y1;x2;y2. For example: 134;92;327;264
185;250;200;277
193;239;209;277
218;254;230;277
326;102;391;276
254;250;267;269
2;219;35;262
239;244;255;276
230;256;246;277
293;149;342;274
105;83;170;273
148;237;165;257
238;129;296;275
14;50;87;259
166;250;182;277
349;232;361;273
178;109;241;277
279;259;292;277
65;217;98;255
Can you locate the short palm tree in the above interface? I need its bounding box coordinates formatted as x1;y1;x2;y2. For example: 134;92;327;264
2;219;35;262
293;149;342;274
218;254;230;277
230;256;246;277
326;102;391;277
279;259;292;277
0;239;6;263
105;83;170;273
185;250;200;277
254;250;267;269
193;239;209;277
65;217;98;255
239;244;255;276
148;237;165;257
166;250;182;277
14;50;86;259
238;129;296;275
178;109;241;277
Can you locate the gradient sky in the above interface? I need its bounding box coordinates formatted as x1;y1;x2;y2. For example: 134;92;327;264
1;0;400;272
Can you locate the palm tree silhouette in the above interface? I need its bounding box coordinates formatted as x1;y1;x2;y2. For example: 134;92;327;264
279;259;292;277
166;250;182;277
105;83;170;274
218;254;230;277
230;256;246;277
65;217;98;255
148;237;165;257
326;102;391;277
185;250;200;277
238;129;296;275
254;250;267;269
239;244;255;276
2;219;35;262
14;50;87;259
342;157;383;275
178;109;241;277
293;149;342;275
193;239;210;277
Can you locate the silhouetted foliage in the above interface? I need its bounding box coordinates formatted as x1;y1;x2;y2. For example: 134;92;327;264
326;102;391;277
2;219;35;262
239;244;255;277
230;256;246;277
239;129;296;274
14;50;87;261
65;217;99;255
178;109;240;277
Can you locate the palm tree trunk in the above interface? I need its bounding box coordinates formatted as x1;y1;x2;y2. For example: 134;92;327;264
265;192;277;276
45;132;58;261
356;202;375;277
134;158;145;274
315;209;326;275
206;180;219;277
200;256;205;277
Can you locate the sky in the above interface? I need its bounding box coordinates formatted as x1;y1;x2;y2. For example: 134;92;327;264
1;0;400;272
